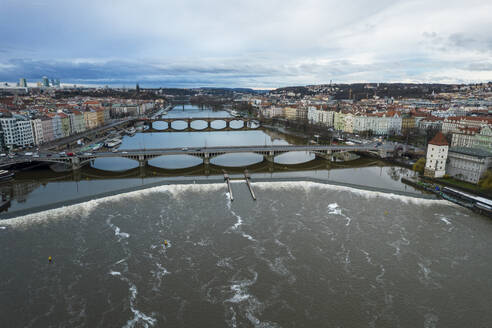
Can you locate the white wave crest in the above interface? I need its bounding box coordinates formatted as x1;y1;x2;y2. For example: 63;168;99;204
2;183;226;228
253;181;453;206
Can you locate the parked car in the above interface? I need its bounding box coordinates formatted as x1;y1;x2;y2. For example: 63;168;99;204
66;152;74;156
24;152;33;156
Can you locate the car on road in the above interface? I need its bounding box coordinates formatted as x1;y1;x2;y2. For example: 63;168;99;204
181;147;188;151
24;152;33;156
83;152;93;156
122;151;128;154
66;152;74;156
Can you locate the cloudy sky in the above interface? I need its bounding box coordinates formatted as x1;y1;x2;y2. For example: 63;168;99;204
1;0;491;88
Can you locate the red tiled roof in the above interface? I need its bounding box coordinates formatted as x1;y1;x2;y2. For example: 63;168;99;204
429;132;448;146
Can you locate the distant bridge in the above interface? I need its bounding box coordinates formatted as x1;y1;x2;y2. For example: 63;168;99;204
138;117;260;132
0;144;394;171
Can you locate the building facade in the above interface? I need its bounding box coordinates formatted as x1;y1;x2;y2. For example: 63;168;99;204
424;132;448;178
446;148;492;184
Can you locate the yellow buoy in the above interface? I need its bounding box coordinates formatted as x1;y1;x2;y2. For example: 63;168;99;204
384;211;388;215
164;240;168;247
48;256;52;263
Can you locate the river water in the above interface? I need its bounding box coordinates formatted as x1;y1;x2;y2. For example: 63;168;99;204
0;105;420;214
1;105;491;327
1;181;491;327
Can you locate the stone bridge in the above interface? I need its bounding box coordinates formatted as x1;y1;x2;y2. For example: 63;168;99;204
138;117;260;132
0;144;393;171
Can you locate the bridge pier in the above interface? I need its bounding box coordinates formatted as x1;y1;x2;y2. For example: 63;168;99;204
314;150;333;161
203;153;210;165
138;154;147;167
71;157;81;171
264;151;275;163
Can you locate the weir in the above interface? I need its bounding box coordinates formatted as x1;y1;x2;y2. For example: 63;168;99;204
223;171;233;201
244;170;256;200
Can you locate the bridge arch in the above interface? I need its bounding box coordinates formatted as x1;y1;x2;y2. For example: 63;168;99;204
148;154;203;169
189;119;208;130
151;121;169;130
210;119;227;130
274;151;315;164
229;119;245;129
210;152;264;167
170;120;188;130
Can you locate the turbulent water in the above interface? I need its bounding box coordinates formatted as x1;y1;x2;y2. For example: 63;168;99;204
1;182;491;327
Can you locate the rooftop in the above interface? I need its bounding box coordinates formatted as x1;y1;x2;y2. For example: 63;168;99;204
449;147;492;158
429;132;449;146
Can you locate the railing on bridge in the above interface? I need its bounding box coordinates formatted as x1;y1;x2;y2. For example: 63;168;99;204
0;144;393;171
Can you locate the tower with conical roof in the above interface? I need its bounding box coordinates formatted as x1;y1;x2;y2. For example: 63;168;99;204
424;132;449;178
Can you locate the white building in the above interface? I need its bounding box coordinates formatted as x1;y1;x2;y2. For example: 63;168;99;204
446;148;492;184
0;116;35;148
424;132;449;178
69;111;86;134
31;118;44;145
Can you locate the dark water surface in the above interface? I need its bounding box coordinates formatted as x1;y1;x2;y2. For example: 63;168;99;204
1;182;491;327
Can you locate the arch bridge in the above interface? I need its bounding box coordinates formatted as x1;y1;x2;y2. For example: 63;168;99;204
138;117;260;132
0;144;393;171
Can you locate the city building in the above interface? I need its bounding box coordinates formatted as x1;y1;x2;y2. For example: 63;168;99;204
31;118;44;145
42;76;50;87
451;125;492;151
446;147;492;184
0;116;35;148
69;111;86;134
41;116;54;143
424;132;448;178
19;78;27;88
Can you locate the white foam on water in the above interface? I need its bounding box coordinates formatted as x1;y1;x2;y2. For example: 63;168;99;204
253;181;454;206
217;257;234;269
424;313;439;328
326;202;352;226
224;270;281;328
115;258;126;265
361;249;374;265
226;271;258;304
1;183;226;228
151;263;170;291
106;217;130;241
274;238;296;260
376;265;386;284
0;226;6;230
225;192;256;242
124;283;157;328
109;270;121;276
440;217;452;225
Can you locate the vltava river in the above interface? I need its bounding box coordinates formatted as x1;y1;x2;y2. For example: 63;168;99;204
1;181;490;327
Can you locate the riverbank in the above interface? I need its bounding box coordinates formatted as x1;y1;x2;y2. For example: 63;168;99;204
0;176;437;220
